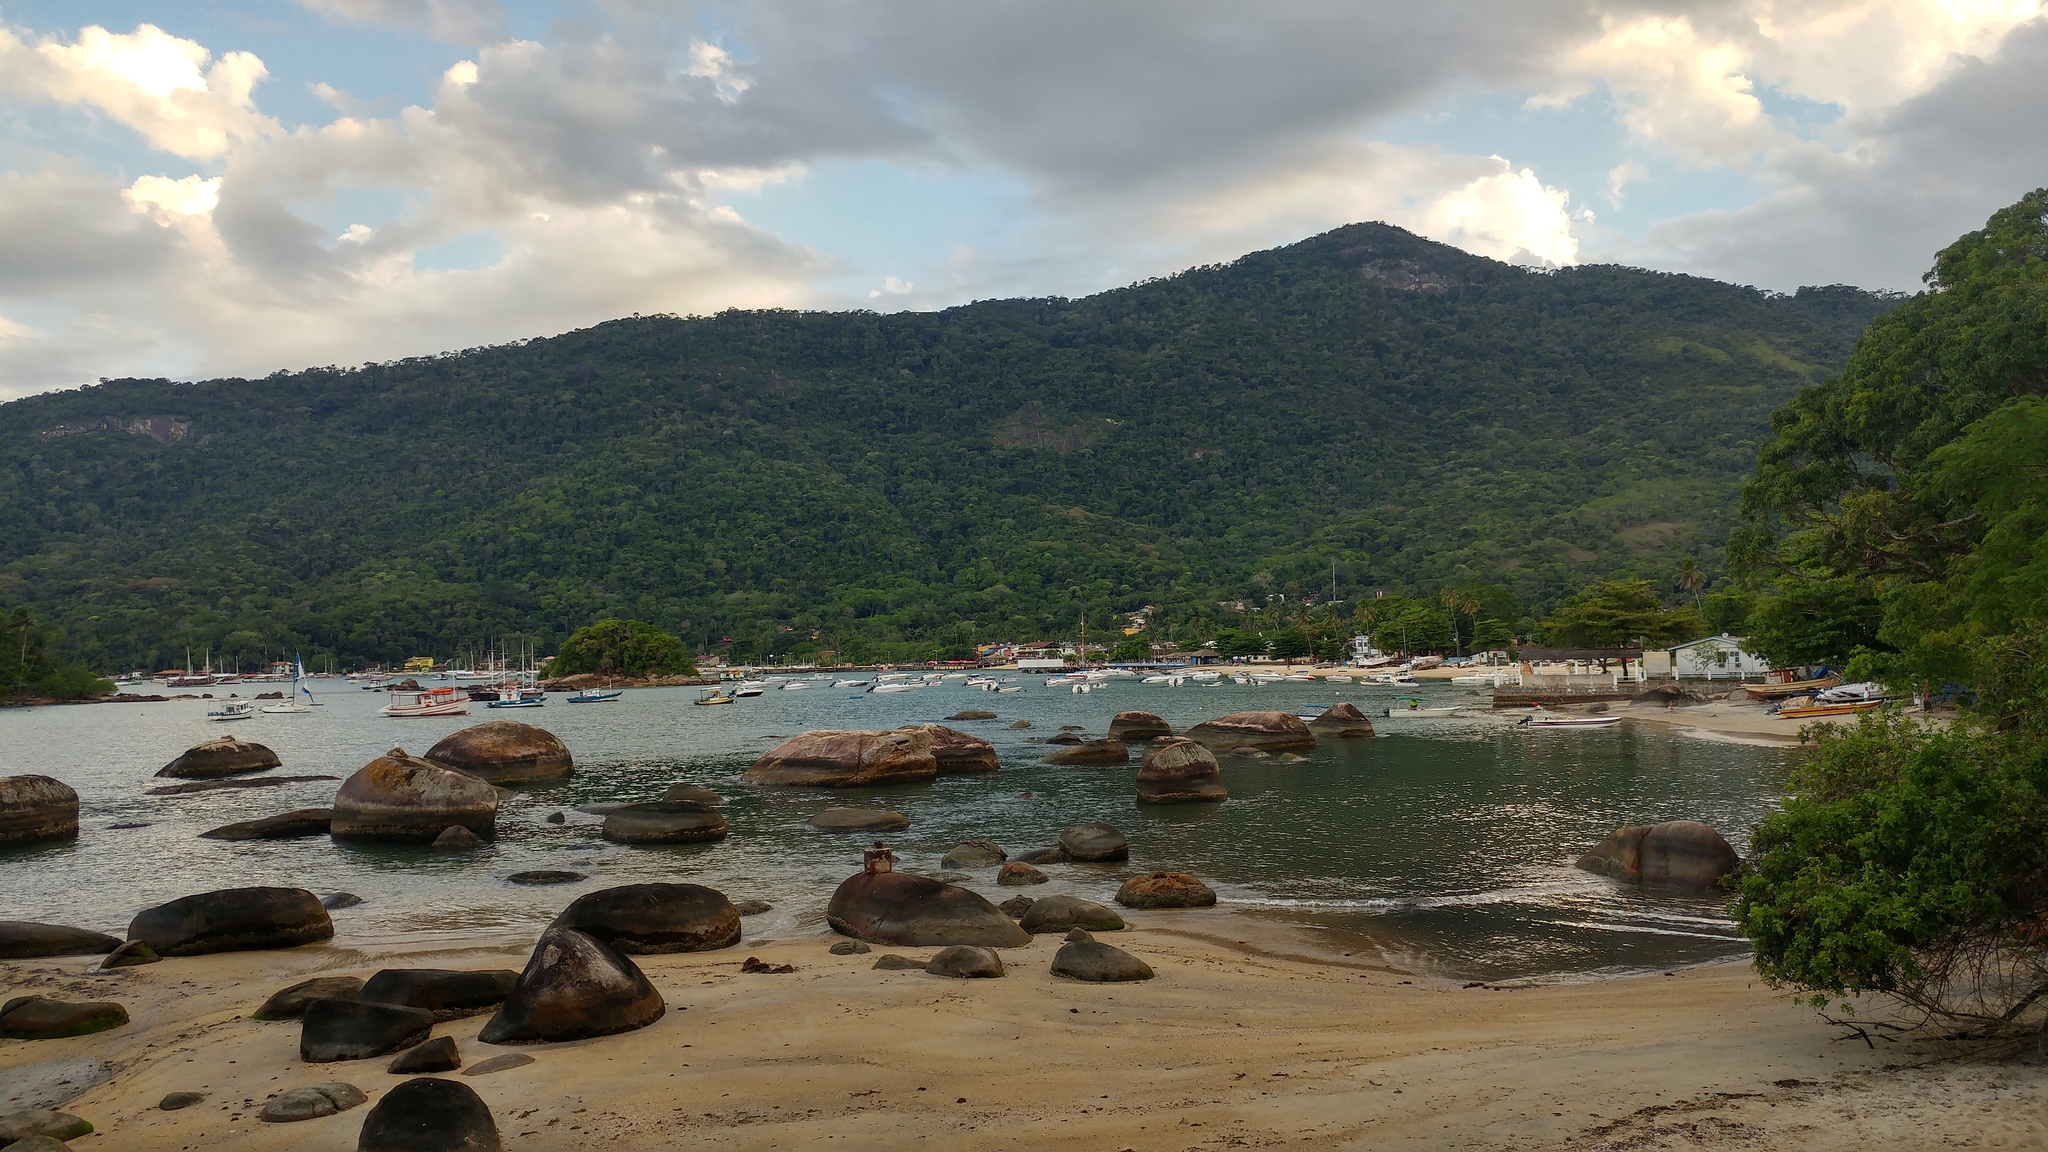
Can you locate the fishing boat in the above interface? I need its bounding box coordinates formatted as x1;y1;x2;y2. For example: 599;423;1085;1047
1771;697;1884;719
692;690;734;706
487;685;545;709
567;687;623;703
381;686;470;717
1382;697;1459;718
206;700;255;722
1519;706;1620;728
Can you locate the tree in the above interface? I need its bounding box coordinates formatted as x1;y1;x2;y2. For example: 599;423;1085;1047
552;619;696;677
1;606;112;700
1212;629;1267;659
1541;580;1705;648
1106;632;1152;662
1439;587;1480;655
1270;627;1312;664
1675;557;1707;609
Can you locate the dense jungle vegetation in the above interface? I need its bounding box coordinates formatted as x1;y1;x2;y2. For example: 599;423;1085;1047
0;222;1891;670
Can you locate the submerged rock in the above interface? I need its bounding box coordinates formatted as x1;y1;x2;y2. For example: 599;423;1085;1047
155;736;281;779
1578;820;1739;890
551;883;742;954
432;824;486;850
1116;872;1217;909
939;839;1007;869
359;969;518;1020
321;893;363;910
199;808;332;841
742;728;938;788
996;862;1048;887
1019;894;1125;934
1013;846;1070;865
425;721;573;786
0;775;79;847
128;886;333;956
299;999;433;1063
1108;711;1173;742
1056;823;1129;862
1307;703;1375;738
925;946;1004;978
660;784;725;806
1051;931;1156;982
901;724;1000;774
0;922;119;959
0;997;128;1039
357;1076;503;1152
1136;738;1228;804
254;976;365;1020
1044;738;1130;766
506;870;586;886
330;749;497;844
600;801;727;844
478;927;666;1045
1183;711;1317;753
826;872;1029;948
944;710;997;721
1007;719;1032;729
808;808;911;833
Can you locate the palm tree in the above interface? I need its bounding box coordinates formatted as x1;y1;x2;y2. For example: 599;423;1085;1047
1439;587;1480;655
1675;557;1708;611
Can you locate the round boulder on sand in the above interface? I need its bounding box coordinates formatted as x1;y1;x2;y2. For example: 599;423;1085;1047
600;801;727;844
0;922;119;959
1044;738;1130;766
299;999;433;1063
0;997;129;1039
1184;711;1316;753
424;721;573;786
0;775;78;847
1057;823;1129;862
128;887;333;956
155;736;281;779
550;883;742;954
808;808;911;833
925;946;1004;978
1019;894;1125;934
901;724;1000;774
478;927;666;1045
1116;872;1217;909
1577;820;1739;890
1307;703;1376;738
358;1076;502;1152
1051;930;1156;982
1136;738;1228;804
742;729;938;788
330;749;497;844
826;872;1029;948
939;839;1006;869
1108;711;1173;742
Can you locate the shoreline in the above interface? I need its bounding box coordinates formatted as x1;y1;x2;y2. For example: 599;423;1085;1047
6;922;2041;1150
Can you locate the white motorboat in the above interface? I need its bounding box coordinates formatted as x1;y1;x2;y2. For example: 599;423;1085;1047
869;682;920;694
207;700;255;722
779;680;813;690
734;681;767;697
380;687;470;717
1519;707;1620;728
835;679;870;688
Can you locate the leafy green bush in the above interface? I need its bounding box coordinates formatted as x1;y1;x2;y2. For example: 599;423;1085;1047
1540;579;1705;647
550;619;695;678
1;606;113;700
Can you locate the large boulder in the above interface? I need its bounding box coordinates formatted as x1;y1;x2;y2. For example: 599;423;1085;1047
0;997;128;1039
359;969;519;1020
599;801;727;844
1307;703;1376;738
0;1110;92;1144
1057;823;1129;862
1577;820;1740;890
826;872;1029;948
1183;711;1317;753
550;883;742;954
357;1076;502;1152
902;724;999;774
1116;872;1218;909
0;776;78;847
1108;711;1173;742
808;808;911;833
0;922;119;959
330;748;498;844
1136;739;1228;804
478;927;665;1044
938;839;1006;870
1019;895;1126;934
254;976;364;1020
127;887;333;955
1044;738;1130;766
424;722;573;786
1051;930;1156;982
199;808;332;841
156;736;281;779
299;998;433;1062
741;728;938;788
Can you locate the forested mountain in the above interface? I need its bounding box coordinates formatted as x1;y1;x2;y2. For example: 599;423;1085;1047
0;223;1892;670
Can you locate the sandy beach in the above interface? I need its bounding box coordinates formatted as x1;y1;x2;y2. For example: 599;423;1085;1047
6;919;2042;1151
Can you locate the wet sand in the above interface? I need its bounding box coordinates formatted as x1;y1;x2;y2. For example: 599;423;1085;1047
5;924;2042;1151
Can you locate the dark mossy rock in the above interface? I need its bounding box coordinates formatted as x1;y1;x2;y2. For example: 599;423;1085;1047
322;893;364;910
200;808;332;841
944;710;997;721
549;882;741;954
331;748;498;844
871;953;927;971
1019;894;1126;934
388;1035;461;1074
0;997;129;1039
425;721;574;786
1044;738;1130;766
507;870;586;886
299;998;433;1062
156;736;281;779
477;927;666;1045
1051;932;1156;982
159;1092;205;1111
0;922;120;959
1116;872;1218;909
1013;846;1069;865
807;808;911;833
599;801;728;844
254;976;365;1020
357;1076;503;1152
0;1110;93;1144
128;886;333;956
1056;823;1129;862
1577;820;1739;890
99;940;160;969
0;775;79;847
1108;711;1173;742
359;969;518;1020
938;839;1006;869
925;946;1004;978
826;871;1029;948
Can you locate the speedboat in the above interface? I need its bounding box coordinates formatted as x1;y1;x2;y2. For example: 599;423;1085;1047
779;680;813;691
207;700;255;722
1519;706;1620;728
381;687;470;717
868;682;920;694
692;691;734;706
1383;697;1459;718
835;679;870;688
733;681;767;697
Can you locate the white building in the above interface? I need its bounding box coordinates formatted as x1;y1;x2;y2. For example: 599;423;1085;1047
1646;634;1773;680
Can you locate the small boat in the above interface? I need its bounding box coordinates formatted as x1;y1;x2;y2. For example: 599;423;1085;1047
207;700;255;722
1382;698;1459;718
1744;673;1845;699
868;683;920;694
835;679;870;688
779;680;813;691
1771;698;1884;719
261;657;319;714
567;688;623;703
381;687;469;717
692;691;734;706
1519;707;1620;728
733;681;767;698
487;686;545;709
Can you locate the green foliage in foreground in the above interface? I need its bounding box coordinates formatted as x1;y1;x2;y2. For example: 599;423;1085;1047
1735;188;2048;692
549;619;696;678
1540;579;1708;648
1;606;114;701
0;222;1889;670
1732;628;2048;1034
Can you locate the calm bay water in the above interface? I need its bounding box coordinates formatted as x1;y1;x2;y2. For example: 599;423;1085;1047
0;677;1796;981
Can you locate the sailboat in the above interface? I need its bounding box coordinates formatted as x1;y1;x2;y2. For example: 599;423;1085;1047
261;656;319;714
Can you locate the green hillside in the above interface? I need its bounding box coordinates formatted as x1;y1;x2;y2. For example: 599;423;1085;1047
0;223;1892;670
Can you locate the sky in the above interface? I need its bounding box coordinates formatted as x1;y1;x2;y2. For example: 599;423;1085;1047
0;0;2043;397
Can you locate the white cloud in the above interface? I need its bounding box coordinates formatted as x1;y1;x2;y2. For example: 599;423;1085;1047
0;23;276;159
868;276;915;298
125;174;222;218
294;0;505;44
1421;156;1579;267
1604;160;1649;208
